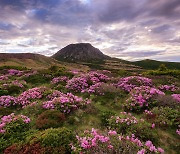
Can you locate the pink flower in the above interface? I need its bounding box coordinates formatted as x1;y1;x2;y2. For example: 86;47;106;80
152;123;155;128
145;140;152;148
108;130;117;135
108;145;113;149
137;149;146;154
158;147;164;153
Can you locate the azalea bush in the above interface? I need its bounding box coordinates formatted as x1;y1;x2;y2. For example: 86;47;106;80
66;71;110;92
125;86;165;111
7;69;24;76
0;75;9;81
108;112;158;143
51;76;69;85
0;113;31;151
144;107;180;128
158;84;178;92
172;94;180;102
0;96;17;108
72;128;164;154
2;80;27;95
42;90;91;114
116;76;153;92
17;87;44;107
0;113;31;134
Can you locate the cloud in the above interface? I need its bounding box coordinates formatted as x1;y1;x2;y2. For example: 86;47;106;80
0;0;179;62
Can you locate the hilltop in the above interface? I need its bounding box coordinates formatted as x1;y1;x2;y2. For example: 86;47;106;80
52;43;110;62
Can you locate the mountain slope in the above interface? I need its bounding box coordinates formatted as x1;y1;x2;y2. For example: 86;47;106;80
52;43;110;62
0;53;58;69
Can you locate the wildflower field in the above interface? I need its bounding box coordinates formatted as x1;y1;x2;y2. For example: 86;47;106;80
0;65;179;154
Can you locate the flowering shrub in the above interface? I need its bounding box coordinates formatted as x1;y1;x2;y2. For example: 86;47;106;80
172;94;180;102
7;69;23;76
143;107;180;127
176;125;180;136
66;76;89;92
51;76;69;84
108;112;158;143
85;82;104;95
17;87;43;107
2;80;27;95
0;75;8;81
72;128;164;153
0;113;30;134
3;80;26;89
42;90;91;114
0;96;17;108
66;71;110;92
116;76;152;92
23;70;37;77
158;85;178;92
108;112;139;133
125;86;165;111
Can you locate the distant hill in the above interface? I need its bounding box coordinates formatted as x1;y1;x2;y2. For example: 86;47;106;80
131;59;180;70
52;43;110;63
0;53;58;69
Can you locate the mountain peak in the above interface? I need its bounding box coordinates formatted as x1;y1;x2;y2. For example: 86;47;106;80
52;43;110;62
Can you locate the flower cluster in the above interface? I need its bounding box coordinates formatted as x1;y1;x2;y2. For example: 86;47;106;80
144;140;164;153
84;82;104;95
7;69;23;76
116;76;152;92
23;70;37;77
144;110;153;116
171;94;180;102
0;96;17;108
75;128;110;149
42;90;91;113
0;75;8;81
72;128;164;154
158;85;178;92
3;80;26;89
17;87;43;107
51;76;69;84
66;76;89;92
176;125;180;136
69;69;80;75
0;113;30;133
126;86;165;108
66;71;110;92
109;112;139;126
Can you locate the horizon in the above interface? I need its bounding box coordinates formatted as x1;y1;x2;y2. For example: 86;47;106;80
0;0;180;62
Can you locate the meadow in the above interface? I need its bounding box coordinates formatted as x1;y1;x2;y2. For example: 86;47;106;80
0;65;179;154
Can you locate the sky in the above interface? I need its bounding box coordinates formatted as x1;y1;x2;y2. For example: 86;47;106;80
0;0;180;62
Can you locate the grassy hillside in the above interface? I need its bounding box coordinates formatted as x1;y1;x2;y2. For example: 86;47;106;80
0;64;179;153
131;59;180;70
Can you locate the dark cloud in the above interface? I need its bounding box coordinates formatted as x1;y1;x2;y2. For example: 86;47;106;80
95;0;145;23
148;0;180;18
0;23;15;31
152;24;172;33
